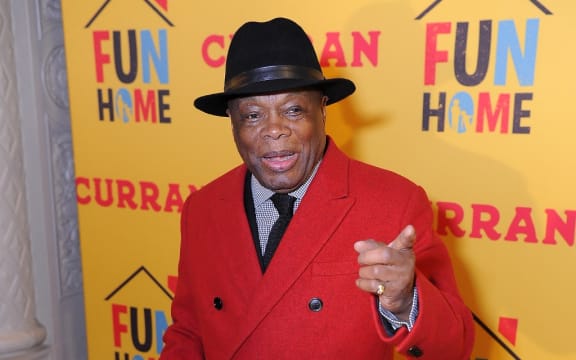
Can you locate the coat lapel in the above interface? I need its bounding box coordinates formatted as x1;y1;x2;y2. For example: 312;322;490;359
213;166;263;309
227;141;354;357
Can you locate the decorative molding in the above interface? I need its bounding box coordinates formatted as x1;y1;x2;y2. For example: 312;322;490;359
43;45;69;111
50;120;83;297
38;0;82;299
0;0;46;354
38;0;62;35
10;0;86;358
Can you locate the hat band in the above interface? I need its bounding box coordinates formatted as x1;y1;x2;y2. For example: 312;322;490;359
224;65;325;92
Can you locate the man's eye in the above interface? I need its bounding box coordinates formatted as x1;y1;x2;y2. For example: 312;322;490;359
286;106;303;116
243;112;261;121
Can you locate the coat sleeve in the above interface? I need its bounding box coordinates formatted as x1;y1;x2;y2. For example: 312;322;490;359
373;185;475;359
160;197;204;359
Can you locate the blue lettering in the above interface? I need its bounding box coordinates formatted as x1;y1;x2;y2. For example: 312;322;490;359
115;88;133;123
155;310;169;354
448;92;475;133
141;29;169;84
494;19;539;86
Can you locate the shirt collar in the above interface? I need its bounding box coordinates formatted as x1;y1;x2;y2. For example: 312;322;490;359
251;160;322;207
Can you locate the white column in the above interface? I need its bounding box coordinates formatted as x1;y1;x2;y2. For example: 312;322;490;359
0;0;47;355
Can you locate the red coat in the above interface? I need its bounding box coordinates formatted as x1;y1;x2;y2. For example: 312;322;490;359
161;140;474;359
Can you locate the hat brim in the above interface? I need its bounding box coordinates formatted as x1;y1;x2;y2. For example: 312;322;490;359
194;78;356;117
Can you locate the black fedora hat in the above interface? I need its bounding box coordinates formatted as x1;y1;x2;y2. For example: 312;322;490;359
194;17;356;116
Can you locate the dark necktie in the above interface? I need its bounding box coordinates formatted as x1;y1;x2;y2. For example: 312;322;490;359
262;193;296;271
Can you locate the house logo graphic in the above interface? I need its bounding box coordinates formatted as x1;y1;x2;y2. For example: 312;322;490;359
105;266;173;359
85;0;174;28
415;0;552;135
473;313;521;360
84;0;174;125
415;0;552;20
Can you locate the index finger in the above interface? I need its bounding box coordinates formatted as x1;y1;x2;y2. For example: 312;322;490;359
353;239;380;254
355;242;396;266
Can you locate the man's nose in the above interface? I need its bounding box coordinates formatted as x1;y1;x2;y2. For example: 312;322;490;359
263;112;290;139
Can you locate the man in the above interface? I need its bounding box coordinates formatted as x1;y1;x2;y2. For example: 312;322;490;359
161;17;474;359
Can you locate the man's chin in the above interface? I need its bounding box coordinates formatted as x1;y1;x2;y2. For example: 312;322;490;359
261;176;301;193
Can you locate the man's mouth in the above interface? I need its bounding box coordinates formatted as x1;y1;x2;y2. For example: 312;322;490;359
261;151;297;172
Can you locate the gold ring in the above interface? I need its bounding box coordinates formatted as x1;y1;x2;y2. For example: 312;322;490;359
376;283;385;296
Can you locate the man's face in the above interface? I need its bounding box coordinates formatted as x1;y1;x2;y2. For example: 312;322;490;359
227;89;328;193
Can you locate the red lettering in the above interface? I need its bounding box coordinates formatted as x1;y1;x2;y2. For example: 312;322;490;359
94;178;114;207
76;177;91;205
543;209;576;246
350;31;380;67
436;201;466;237
476;93;510;133
202;31;381;69
164;183;184;212
93;31;111;83
504;207;538;243
134;89;158;123
167;275;178;294
76;177;198;213
320;32;347;67
431;201;575;246
202;34;226;68
470;204;501;240
117;179;138;209
140;181;162;211
112;303;128;347
424;22;451;85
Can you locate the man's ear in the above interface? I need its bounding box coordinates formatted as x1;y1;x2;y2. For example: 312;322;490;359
321;95;328;122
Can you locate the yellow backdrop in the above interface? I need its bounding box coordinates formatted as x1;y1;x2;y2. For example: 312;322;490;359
62;0;574;359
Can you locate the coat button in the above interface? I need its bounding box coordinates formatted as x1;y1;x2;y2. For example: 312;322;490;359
308;297;323;312
213;297;223;310
407;346;423;357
